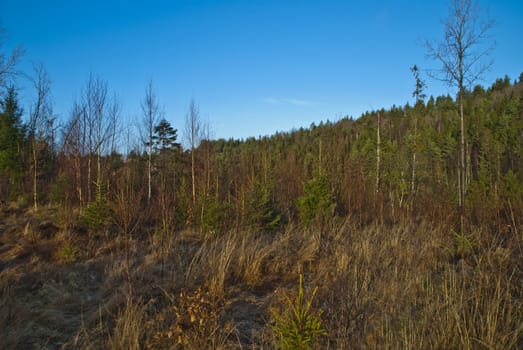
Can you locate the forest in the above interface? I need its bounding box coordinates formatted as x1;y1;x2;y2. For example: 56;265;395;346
4;75;522;235
1;1;523;349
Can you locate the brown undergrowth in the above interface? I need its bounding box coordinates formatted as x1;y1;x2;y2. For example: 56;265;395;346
0;206;521;349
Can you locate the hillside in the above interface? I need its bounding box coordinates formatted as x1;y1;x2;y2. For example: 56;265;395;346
0;75;522;348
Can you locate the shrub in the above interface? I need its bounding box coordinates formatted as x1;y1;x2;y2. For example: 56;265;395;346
297;176;335;226
247;184;281;233
56;244;77;263
270;274;327;349
148;288;233;349
48;175;69;205
453;230;476;260
199;196;227;236
79;198;111;236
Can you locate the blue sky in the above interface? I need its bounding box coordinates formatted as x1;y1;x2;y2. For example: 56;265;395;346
2;0;522;141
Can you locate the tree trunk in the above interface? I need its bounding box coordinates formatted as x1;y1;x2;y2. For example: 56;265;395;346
411;113;417;194
97;145;102;200
191;148;196;208
318;138;323;177
32;144;38;211
75;155;83;207
148;148;152;202
87;153;92;203
459;92;466;233
376;112;381;198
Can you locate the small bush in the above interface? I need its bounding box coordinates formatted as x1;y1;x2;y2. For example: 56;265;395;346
148;288;234;349
56;244;77;263
297;176;335;227
79;198;111;236
270;274;327;349
247;184;281;233
453;230;476;259
49;176;70;205
200;196;227;236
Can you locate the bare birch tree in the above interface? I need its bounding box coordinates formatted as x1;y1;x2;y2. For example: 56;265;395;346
28;63;52;211
62;75;118;206
0;25;23;91
426;0;494;232
61;102;86;206
141;80;160;202
83;75;118;201
184;98;202;211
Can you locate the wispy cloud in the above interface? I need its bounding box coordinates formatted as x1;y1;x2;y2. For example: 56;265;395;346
263;97;280;105
281;98;314;106
263;97;315;107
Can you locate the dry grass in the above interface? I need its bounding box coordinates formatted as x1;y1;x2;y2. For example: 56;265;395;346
0;206;521;349
314;221;522;349
107;299;145;350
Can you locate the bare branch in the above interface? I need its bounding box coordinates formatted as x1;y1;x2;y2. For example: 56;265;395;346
426;0;494;92
184;98;202;150
0;26;24;91
140;79;162;202
29;63;52;135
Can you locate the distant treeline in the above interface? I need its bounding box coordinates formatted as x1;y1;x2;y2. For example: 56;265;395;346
1;74;522;234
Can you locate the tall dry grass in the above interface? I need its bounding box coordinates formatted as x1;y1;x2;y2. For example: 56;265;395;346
312;220;522;349
1;206;521;349
107;299;145;350
92;219;522;349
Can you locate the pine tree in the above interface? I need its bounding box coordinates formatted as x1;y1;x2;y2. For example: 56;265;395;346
247;183;281;233
153;119;180;154
0;87;25;198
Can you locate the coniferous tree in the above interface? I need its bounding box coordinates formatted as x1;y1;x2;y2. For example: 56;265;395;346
153;119;180;153
297;175;335;227
410;65;426;195
247;183;281;233
153;118;182;250
0;86;25;198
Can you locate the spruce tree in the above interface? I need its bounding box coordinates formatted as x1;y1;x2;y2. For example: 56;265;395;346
0;87;25;197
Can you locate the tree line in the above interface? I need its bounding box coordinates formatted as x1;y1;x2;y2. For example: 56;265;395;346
1;0;522;236
1;71;522;234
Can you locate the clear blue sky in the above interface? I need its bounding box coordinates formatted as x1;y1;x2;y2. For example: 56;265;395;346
2;0;522;141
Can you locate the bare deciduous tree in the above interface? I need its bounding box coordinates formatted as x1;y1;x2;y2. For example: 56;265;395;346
62;75;118;206
141;80;160;202
61;102;86;206
83;75;119;201
112;164;143;301
0;25;23;91
426;0;494;232
185;98;202;212
28;63;52;211
199;120;214;229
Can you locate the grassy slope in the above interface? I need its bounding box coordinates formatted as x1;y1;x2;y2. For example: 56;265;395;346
0;204;522;349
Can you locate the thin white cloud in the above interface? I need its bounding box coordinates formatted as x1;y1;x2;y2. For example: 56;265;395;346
281;98;314;106
263;97;315;107
263;97;280;105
